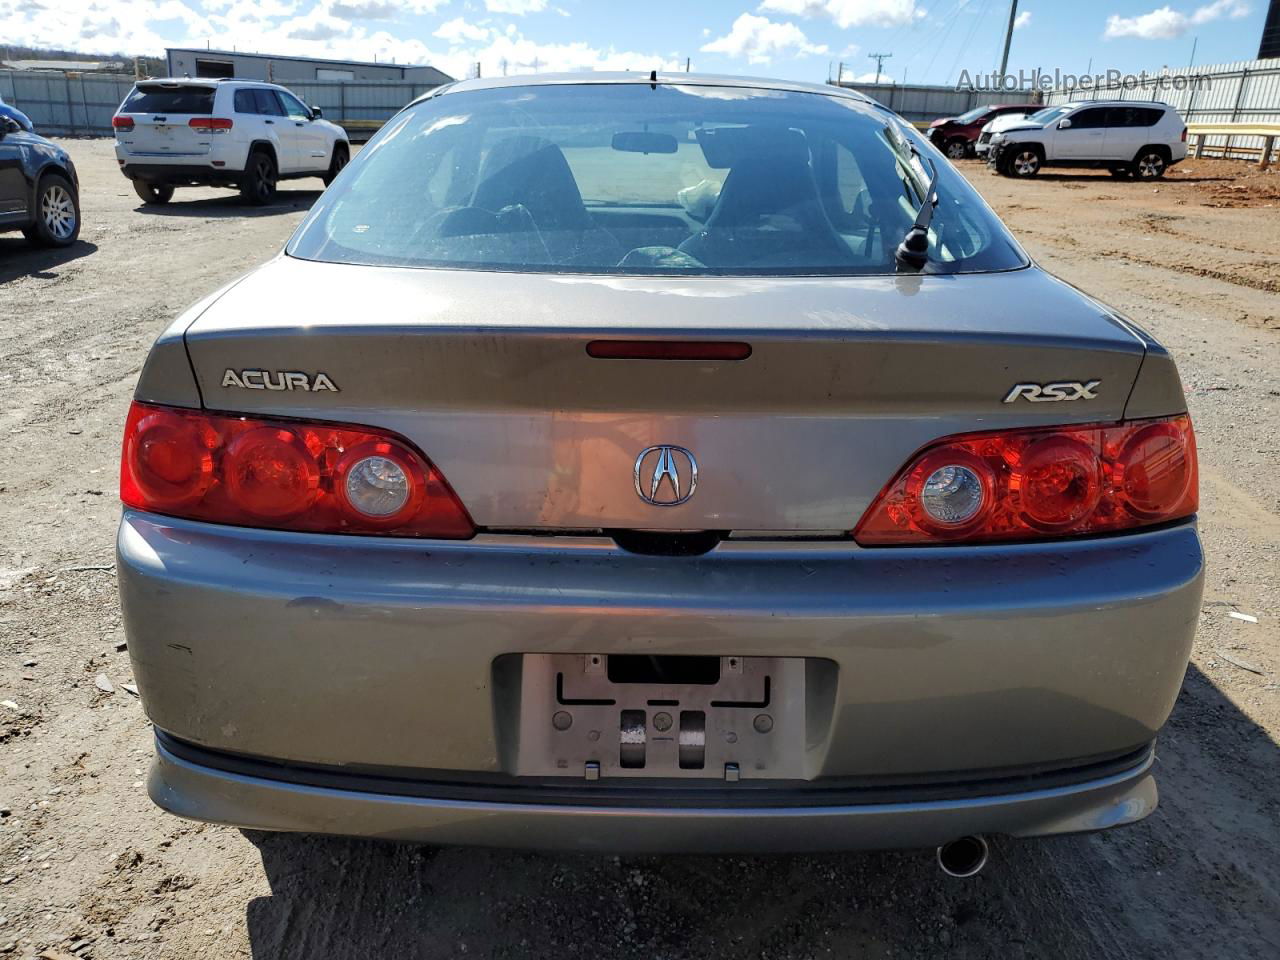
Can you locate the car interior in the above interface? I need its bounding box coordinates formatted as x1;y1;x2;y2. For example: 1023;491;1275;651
305;93;1016;276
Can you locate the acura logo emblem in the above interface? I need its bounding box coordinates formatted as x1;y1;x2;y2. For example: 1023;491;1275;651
634;445;698;506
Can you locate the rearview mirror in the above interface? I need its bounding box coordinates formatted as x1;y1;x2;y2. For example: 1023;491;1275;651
1058;118;1072;130
310;106;323;119
612;131;678;155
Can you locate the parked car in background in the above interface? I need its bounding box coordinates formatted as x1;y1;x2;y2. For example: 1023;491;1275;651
974;111;1033;158
0;116;80;246
112;78;350;205
0;94;34;133
988;101;1188;179
117;73;1202;866
925;104;1039;159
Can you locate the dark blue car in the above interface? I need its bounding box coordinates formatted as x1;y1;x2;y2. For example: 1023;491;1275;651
0;95;34;133
0;114;80;247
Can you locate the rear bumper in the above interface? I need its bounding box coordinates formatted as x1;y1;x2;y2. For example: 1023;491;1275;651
118;511;1202;847
151;733;1159;853
119;162;243;187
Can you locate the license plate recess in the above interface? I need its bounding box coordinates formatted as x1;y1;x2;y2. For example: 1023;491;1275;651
515;654;808;780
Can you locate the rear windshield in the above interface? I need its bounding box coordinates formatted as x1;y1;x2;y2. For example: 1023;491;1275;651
289;83;1026;277
121;86;215;115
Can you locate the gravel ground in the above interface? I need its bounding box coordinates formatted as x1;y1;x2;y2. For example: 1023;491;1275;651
0;140;1277;960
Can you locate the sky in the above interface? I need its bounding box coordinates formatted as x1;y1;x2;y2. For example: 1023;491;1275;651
0;0;1268;86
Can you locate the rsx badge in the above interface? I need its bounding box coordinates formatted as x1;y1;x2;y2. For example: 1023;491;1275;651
1002;380;1100;403
221;369;339;392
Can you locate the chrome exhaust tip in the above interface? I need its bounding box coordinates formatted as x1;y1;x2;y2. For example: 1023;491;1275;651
936;835;989;878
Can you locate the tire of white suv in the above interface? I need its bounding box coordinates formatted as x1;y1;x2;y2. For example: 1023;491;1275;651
133;181;175;205
1133;147;1170;180
240;149;278;205
1001;145;1042;178
322;143;349;188
22;172;80;247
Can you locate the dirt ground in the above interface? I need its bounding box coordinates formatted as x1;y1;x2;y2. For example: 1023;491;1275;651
0;140;1278;960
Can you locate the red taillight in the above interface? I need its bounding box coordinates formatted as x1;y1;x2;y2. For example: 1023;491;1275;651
854;415;1197;545
188;117;233;131
120;402;474;539
1181;126;1188;142
112;115;134;131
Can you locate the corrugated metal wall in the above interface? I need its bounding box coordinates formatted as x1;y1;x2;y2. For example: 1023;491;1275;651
0;71;438;138
286;80;442;132
0;71;134;136
827;81;1019;124
1042;57;1280;158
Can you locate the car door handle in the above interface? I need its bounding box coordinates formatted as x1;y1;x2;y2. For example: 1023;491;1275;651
295;122;304;127
264;119;274;124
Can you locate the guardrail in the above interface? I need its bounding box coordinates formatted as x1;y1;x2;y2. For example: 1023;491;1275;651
1187;122;1280;168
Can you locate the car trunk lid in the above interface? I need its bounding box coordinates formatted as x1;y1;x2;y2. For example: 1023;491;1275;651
179;257;1151;533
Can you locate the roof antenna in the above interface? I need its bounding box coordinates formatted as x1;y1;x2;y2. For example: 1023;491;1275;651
649;69;657;90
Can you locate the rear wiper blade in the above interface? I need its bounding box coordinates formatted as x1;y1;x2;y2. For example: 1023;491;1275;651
894;150;940;273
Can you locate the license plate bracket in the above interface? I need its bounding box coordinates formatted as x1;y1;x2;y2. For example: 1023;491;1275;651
515;654;808;780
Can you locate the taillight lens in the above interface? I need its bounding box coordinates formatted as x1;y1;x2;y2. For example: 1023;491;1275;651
188;117;233;131
855;415;1197;545
1181;126;1188;142
121;402;474;538
112;115;134;131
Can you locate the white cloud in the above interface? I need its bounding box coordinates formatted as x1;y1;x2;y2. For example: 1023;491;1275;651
328;0;447;18
0;0;203;54
465;34;678;74
1013;10;1030;28
199;0;297;18
758;0;926;28
434;16;491;44
0;0;675;81
283;8;352;42
1104;1;1250;40
701;13;828;64
1189;0;1250;24
485;0;547;14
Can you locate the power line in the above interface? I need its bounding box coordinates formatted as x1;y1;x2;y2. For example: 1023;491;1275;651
946;0;996;85
897;0;970;75
920;4;966;83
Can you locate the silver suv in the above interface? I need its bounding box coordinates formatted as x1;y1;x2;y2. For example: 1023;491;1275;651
988;100;1188;179
112;79;350;205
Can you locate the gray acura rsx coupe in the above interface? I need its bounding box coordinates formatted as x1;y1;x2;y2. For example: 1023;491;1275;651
116;73;1202;870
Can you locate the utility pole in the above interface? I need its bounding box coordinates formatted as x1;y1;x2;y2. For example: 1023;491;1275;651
1188;36;1198;68
867;52;892;84
685;56;690;72
998;0;1019;77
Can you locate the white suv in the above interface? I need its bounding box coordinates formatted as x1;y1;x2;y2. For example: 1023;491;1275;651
112;79;350;205
987;100;1187;179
